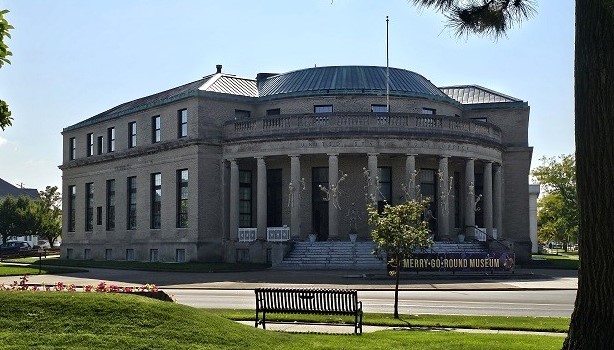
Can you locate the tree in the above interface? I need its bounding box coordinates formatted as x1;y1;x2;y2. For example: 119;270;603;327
368;200;432;318
411;1;614;348
0;9;13;130
532;155;578;250
32;186;62;246
0;196;30;243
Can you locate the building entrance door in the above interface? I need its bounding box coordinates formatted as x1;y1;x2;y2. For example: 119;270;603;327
312;167;329;241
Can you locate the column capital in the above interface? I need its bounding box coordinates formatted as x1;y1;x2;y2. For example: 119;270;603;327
367;153;379;157
254;156;265;161
228;158;237;164
439;155;449;160
406;153;417;157
327;153;339;157
289;154;301;158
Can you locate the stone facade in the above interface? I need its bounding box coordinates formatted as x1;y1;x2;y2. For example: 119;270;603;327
60;65;533;264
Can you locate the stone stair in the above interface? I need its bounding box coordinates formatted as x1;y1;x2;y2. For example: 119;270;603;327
274;241;386;270
274;241;490;270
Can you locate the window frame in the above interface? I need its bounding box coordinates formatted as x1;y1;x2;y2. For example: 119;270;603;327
68;185;76;232
152;115;161;143
107;127;116;152
421;107;436;115
85;182;94;232
314;105;333;113
178;109;188;138
371;104;389;113
128;121;137;148
86;133;94;157
176;169;188;228
106;179;115;231
127;176;137;230
151;173;162;229
69;137;76;160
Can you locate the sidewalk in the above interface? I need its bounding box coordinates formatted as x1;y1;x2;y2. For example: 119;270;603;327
236;321;567;337
0;264;578;291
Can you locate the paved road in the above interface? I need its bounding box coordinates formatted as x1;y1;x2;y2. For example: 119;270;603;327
170;288;576;317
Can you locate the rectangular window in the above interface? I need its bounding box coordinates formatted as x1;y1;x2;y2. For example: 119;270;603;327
126;249;135;261
87;133;94;157
151;173;162;229
421;108;436;115
96;206;102;226
175;249;186;262
239;170;252;228
178;109;188;138
266;108;280;116
84;248;91;260
149;249;159;262
314;105;333;113
85;183;94;231
235;109;251;119
152;115;161;143
127;176;137;230
66;248;73;260
371;104;389;113
105;249;112;261
68;185;76;232
69;137;76;160
377;167;392;212
106;179;115;231
97;136;104;155
177;169;188;228
128;121;137;148
107;127;115;152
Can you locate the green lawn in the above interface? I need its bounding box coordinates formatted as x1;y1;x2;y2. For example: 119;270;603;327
531;254;579;270
4;257;270;272
0;263;86;277
0;291;564;350
209;309;570;333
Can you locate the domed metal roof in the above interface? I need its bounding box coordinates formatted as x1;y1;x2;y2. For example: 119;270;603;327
257;66;451;100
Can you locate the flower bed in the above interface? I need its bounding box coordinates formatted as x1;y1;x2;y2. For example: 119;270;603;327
0;274;173;301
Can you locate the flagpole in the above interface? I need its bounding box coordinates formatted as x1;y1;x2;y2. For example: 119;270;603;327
386;16;390;113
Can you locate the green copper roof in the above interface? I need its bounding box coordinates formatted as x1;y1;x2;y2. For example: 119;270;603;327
257;66;451;100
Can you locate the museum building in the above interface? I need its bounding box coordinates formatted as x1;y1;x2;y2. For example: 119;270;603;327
60;65;533;264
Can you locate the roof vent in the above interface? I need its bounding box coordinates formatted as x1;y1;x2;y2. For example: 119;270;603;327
216;64;222;74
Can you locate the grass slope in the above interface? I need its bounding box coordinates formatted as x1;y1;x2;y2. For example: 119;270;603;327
0;264;86;276
0;292;564;350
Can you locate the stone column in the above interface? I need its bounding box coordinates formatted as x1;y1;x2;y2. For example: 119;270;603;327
494;164;503;239
256;157;267;240
367;153;378;204
438;156;450;240
328;154;339;239
465;158;476;239
405;154;417;201
229;159;239;241
483;162;494;238
290;155;301;239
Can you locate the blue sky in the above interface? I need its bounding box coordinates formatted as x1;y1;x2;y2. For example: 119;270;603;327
0;0;574;191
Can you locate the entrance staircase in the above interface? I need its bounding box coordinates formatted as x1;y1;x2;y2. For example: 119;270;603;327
274;240;490;270
274;241;386;270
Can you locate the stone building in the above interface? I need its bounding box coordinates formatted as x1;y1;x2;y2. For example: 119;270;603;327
60;65;532;264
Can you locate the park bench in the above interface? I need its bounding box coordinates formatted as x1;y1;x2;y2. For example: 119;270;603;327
254;288;363;334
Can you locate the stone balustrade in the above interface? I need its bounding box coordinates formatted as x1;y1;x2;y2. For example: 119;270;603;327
224;113;502;144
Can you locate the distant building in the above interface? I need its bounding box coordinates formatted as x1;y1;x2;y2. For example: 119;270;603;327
60;65;533;264
0;178;39;199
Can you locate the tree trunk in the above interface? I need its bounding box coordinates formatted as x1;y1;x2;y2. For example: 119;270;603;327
394;255;400;319
564;2;614;349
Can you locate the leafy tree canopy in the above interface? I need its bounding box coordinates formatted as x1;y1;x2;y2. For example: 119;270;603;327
0;9;13;130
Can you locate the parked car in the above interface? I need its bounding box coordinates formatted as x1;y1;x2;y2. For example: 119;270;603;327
0;241;33;252
34;240;51;249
